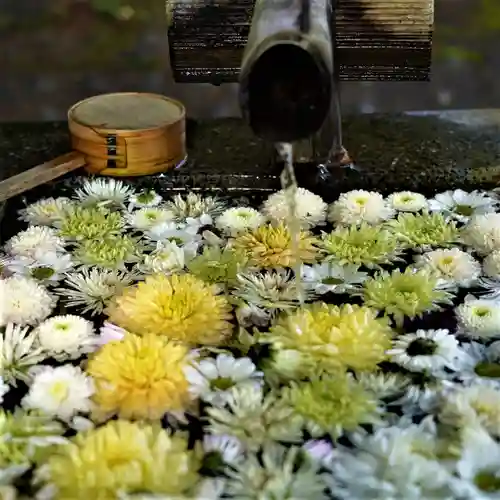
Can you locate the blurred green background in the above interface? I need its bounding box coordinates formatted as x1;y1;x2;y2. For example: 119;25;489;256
1;0;499;120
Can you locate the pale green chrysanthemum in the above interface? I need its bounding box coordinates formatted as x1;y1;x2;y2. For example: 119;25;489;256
319;223;401;269
231;268;314;313
225;444;329;500
0;324;48;386
187;245;249;286
56;206;124;241
283;374;380;439
73;235;142;269
206;386;303;451
165;192;225;220
261;302;393;376
0;409;66;476
361;268;454;327
54;268;138;315
386;211;459;250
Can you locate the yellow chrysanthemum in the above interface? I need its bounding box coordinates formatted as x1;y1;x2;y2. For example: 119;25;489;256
87;333;192;420
262;302;393;375
232;222;318;268
36;420;201;500
105;273;233;345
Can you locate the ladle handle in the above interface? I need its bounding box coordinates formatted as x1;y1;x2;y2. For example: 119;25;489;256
0;152;86;203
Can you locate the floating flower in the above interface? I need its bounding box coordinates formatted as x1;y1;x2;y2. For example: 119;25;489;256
87;333;192;420
386;211;459;250
22;365;94;421
35;314;97;360
413;248;481;289
5;250;74;283
355;371;411;399
0;377;9;404
125;207;175;231
74;177;134;207
224;444;328;500
262;187;327;229
300;262;369;295
144;221;202;253
328;189;395;226
477;276;500;301
34;420;201;499
0;323;47;385
483;250;500;278
326;418;454;500
206;386;303;451
461;213;500;255
234;302;271;328
5;226;66;258
215;207;266;236
18;197;74;226
303;440;335;467
361;268;453;327
455;296;500;339
387;191;428;212
319;223;401;269
165;192;225;221
428;189;497;222
232;222;318;268
106;273;233;345
387;329;463;374
0;276;55;326
262;302;393;375
231;269;310;315
185;353;263;406
54;268;137;316
284;373;379;439
202;434;244;467
137;240;187;274
187;245;248;286
73;234;141;269
56;205;124;241
98;321;126;345
128;189;163;209
453;341;500;386
439;384;500;436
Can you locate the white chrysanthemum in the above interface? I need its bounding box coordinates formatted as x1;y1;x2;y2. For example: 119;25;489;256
137;240;187;274
22;365;94;421
54;268;137;315
326;418;454;500
184;353;263;406
98;321;126;345
215;207;265;236
456;297;500;339
462;213;500;255
328;190;395;226
453;341;500;387
225;444;328;500
387;191;428;212
414;248;480;289
439;384;500;436
262;187;327;229
452;425;500;500
18;197;74;226
356;371;411;399
74;177;134;207
0;277;55;327
203;434;244;465
300;262;368;295
0;323;48;385
125;207;175;231
5;226;65;258
392;380;450;417
5;251;74;283
387;329;463;374
0;377;8;404
127;189;163;209
35;315;97;360
144;221;201;251
428;189;497;223
483;250;500;278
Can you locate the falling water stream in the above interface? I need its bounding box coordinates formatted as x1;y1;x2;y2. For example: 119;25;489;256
276;142;305;304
